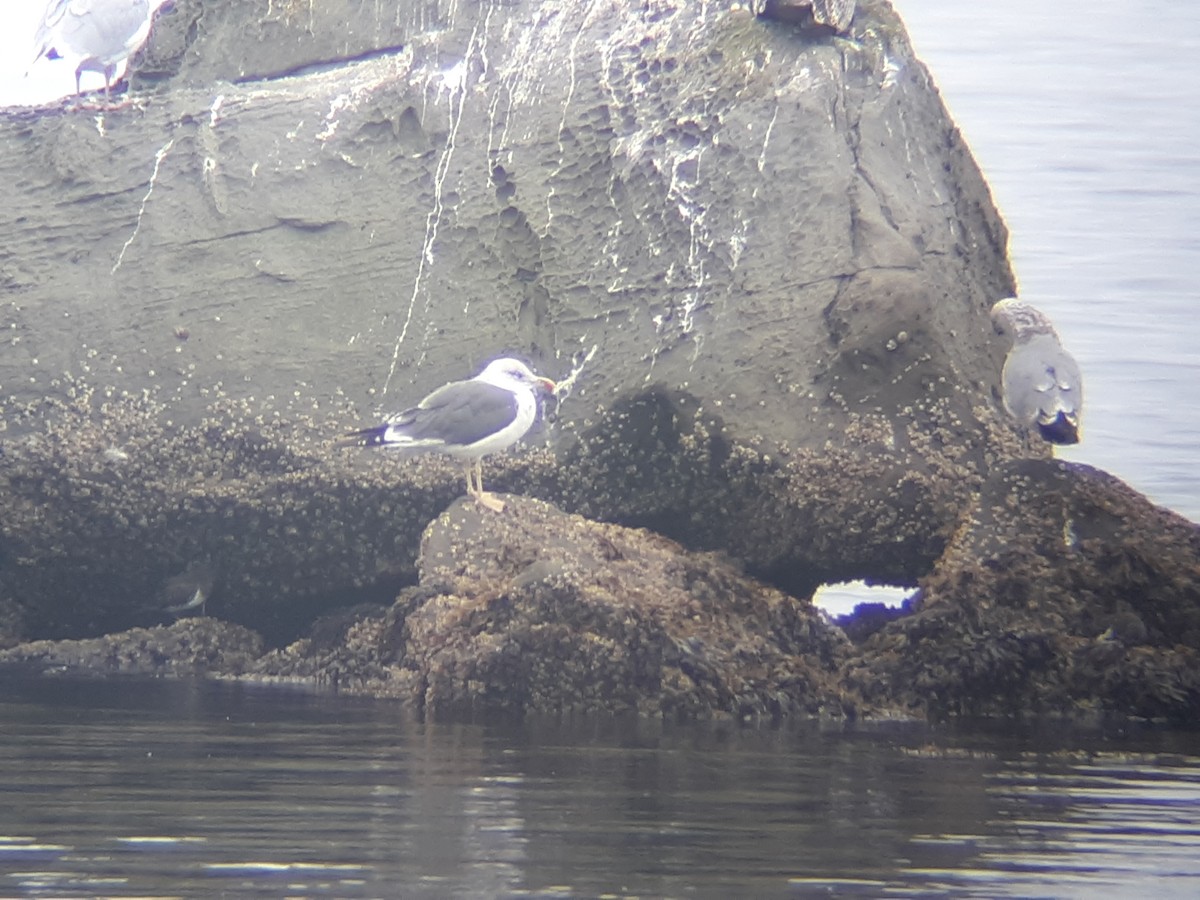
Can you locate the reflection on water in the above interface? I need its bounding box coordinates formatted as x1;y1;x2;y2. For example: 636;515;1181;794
1;677;1198;897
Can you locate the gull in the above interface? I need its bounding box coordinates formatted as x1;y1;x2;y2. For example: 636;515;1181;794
31;0;171;98
346;358;558;511
991;297;1083;444
160;560;215;617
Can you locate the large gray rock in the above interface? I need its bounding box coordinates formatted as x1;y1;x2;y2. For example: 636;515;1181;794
4;0;1011;435
0;496;863;719
2;0;1031;643
257;495;861;717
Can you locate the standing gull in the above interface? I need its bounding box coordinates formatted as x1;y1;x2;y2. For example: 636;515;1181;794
991;297;1083;444
346;358;558;511
31;0;171;98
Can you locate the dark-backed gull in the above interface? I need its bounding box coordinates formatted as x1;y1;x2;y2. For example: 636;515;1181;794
755;0;856;33
346;358;557;511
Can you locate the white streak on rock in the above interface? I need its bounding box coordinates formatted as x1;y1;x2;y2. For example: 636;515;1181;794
112;137;175;275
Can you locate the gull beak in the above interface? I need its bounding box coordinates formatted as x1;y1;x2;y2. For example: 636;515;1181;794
537;376;558;395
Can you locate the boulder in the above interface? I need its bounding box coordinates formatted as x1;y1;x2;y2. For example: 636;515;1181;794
1;0;1024;641
845;460;1200;721
0;617;262;677
0;496;862;719
405;495;856;716
5;472;1198;724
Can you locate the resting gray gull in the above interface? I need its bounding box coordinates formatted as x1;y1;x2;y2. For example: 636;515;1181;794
346;358;557;511
31;0;171;97
991;297;1083;444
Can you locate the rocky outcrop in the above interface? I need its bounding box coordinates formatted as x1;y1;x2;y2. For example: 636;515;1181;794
845;460;1200;721
5;470;1198;723
411;496;858;716
255;496;859;717
3;497;861;719
0;387;502;642
0;617;262;677
0;0;1021;629
2;1;1196;722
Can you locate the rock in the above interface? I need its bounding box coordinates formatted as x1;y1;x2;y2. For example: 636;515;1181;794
256;496;862;718
0;0;1020;630
4;469;1197;725
844;459;1200;721
756;1;857;34
4;0;1196;725
0;386;471;642
0;617;263;677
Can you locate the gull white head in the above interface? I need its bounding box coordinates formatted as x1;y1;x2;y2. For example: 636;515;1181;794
991;297;1057;342
475;357;558;395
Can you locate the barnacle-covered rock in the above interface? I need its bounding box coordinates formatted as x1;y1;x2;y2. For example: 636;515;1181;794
0;617;263;677
844;460;1200;721
257;495;862;719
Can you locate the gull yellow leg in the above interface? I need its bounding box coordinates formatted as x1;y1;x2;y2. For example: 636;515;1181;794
473;458;505;511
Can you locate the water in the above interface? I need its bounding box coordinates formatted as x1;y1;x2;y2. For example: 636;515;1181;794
0;677;1198;897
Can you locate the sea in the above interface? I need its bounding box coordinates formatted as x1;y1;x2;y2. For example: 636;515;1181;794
1;676;1198;898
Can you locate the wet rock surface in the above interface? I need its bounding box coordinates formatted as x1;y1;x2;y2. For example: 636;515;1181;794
3;466;1197;723
0;386;474;643
3;497;861;719
0;618;263;678
397;496;857;717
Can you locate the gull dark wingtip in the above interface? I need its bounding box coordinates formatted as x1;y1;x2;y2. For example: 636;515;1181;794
341;425;392;448
1037;414;1080;445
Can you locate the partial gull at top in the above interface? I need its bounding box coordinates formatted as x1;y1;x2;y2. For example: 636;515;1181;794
31;0;171;97
991;297;1083;445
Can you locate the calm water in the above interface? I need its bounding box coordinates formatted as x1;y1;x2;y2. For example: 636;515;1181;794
0;676;1198;898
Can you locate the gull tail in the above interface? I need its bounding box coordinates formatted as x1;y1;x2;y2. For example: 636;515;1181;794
340;424;394;448
1038;413;1079;445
